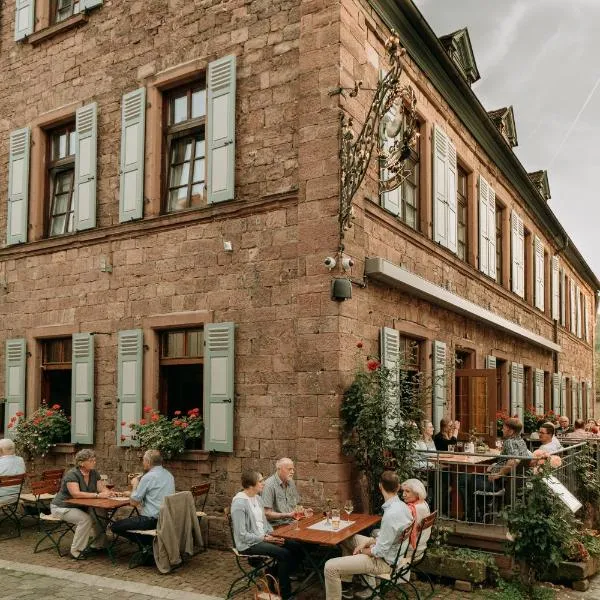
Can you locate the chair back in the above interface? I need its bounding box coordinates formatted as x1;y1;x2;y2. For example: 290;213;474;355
0;473;26;502
41;469;64;481
30;478;60;497
389;519;414;570
191;482;210;512
410;510;437;566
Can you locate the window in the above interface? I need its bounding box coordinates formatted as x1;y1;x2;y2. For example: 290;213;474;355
159;329;204;418
53;0;80;23
457;165;467;261
164;83;207;213
47;124;76;237
495;203;503;284
41;337;72;421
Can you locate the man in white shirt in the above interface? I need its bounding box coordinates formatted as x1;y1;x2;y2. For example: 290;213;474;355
0;438;26;506
538;422;563;453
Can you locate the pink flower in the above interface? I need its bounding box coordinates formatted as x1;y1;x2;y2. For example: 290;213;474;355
7;423;13;429
151;413;159;422
120;435;126;442
143;406;152;413
52;404;61;410
46;410;54;416
15;411;24;417
174;410;181;416
173;420;181;426
549;455;562;468
139;418;147;426
121;421;127;426
181;422;189;428
367;359;380;371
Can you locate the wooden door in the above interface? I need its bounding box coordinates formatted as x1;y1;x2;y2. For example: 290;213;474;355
455;369;498;445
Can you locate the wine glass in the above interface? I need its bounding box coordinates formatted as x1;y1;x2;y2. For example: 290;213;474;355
343;500;353;523
293;504;303;530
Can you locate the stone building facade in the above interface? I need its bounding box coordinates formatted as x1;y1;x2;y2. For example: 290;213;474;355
0;0;597;533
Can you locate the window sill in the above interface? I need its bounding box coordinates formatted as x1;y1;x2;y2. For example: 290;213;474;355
28;13;88;45
50;443;78;454
177;450;210;462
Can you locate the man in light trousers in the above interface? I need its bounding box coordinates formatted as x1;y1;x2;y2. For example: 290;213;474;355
324;471;412;600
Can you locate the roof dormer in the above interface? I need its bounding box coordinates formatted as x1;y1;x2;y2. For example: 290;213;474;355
487;106;518;148
528;170;551;202
439;28;480;86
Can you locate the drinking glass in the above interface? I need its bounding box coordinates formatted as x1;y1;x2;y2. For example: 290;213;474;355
293;504;303;530
331;509;340;531
303;507;314;519
343;500;353;523
447;444;455;453
495;439;503;451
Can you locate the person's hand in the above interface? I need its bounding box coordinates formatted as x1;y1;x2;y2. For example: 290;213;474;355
487;473;500;482
264;535;284;545
98;490;112;498
454;420;461;431
352;542;369;555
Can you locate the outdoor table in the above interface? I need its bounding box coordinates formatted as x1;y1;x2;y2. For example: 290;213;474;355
66;496;133;562
428;451;499;519
274;512;381;591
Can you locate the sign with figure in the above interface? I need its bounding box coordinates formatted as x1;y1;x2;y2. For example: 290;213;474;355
544;476;582;513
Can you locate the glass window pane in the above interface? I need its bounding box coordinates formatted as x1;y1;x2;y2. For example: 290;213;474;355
191;90;206;119
191;183;205;201
192;159;205;183
169;163;190;188
52;193;69;215
168;189;188;212
171;139;193;163
172;95;188;124
195;138;205;158
50;214;66;236
68;131;77;156
56;171;73;194
187;330;203;357
166;332;185;357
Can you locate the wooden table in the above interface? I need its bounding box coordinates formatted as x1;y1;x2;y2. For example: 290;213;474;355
275;513;381;590
66;497;133;561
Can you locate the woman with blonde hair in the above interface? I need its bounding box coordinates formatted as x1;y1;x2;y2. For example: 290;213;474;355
400;479;431;557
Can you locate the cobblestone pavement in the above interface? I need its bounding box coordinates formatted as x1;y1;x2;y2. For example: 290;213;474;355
0;528;596;599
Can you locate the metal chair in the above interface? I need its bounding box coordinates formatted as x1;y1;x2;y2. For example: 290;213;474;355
20;475;61;525
474;486;505;523
191;482;210;549
41;468;65;481
0;473;26;539
33;480;75;556
224;507;275;599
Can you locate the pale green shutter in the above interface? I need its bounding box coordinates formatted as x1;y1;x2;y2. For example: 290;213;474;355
569;280;576;334
560;269;566;326
560;376;566;416
207;55;236;204
74;103;98;231
487;185;496;278
510;363;524;421
478;175;490;276
534;369;544;415
380;327;400;423
447;140;457;254
485;355;497;369
551;256;559;320
586;381;592;419
571;377;578;420
511;211;524;297
576;379;583;419
7;128;30;245
576;286;582;338
117;329;143;446
71;333;94;444
204;322;235;452
14;0;34;41
552;373;561;414
4;339;26;439
584;295;589;342
433;124;448;247
81;0;103;10
534;236;544;311
119;88;146;222
432;341;446;432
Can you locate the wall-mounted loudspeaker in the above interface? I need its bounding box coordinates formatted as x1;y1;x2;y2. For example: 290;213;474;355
331;277;352;301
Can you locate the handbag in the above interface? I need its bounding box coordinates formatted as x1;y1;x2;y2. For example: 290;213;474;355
253;573;282;600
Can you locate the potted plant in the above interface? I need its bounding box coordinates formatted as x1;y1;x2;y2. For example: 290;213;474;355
9;401;71;459
128;407;204;459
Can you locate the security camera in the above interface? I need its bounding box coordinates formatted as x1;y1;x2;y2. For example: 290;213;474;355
341;257;355;271
324;256;337;270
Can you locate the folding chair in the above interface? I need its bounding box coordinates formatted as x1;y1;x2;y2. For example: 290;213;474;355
41;468;65;481
0;473;26;539
224;507;275;599
20;477;61;526
33;480;76;556
191;482;210;549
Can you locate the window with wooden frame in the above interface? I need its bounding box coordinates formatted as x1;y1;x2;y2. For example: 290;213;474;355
159;329;204;419
400;121;420;230
398;334;421;396
457;165;468;261
495;202;503;284
163;82;207;213
47;124;76;237
52;0;80;24
41;337;72;421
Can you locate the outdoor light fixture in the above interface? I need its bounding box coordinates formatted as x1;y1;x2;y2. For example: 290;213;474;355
336;31;418;252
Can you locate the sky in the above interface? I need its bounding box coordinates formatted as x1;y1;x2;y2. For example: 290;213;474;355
413;0;600;279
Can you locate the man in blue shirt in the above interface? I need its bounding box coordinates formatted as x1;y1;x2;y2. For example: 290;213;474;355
324;471;412;600
111;449;175;543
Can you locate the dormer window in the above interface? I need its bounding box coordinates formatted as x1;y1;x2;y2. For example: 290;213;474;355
488;106;518;148
438;28;480;86
528;170;551;202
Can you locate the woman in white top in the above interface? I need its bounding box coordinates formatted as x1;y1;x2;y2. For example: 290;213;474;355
414;421;436;467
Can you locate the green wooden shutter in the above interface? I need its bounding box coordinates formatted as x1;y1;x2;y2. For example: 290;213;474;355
510;362;524;421
117;329;143;447
4;339;26;439
81;0;103;10
485;355;497;369
432;340;446;432
552;373;561;415
119;88;146;222
204;322;235;452
534;369;544;415
575;378;582;419
14;0;34;41
432;124;448;247
560;269;566;326
207;55;236;204
584;295;589;342
447;139;457;254
560;375;566;417
534;236;544;311
478;175;490;276
380;327;400;425
7;128;30;245
569;280;576;334
576;286;582;338
511;211;524;297
74;102;98;231
71;333;95;444
487;185;496;279
551;256;559;320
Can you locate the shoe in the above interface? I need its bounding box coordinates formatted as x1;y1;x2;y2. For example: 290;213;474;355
354;589;378;599
69;552;86;561
341;588;354;599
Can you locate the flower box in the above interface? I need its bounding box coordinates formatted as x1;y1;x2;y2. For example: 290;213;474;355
418;553;488;584
50;443;77;455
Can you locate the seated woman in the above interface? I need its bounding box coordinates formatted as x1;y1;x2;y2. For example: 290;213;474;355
413;421;436;508
400;479;431;560
231;469;298;600
50;449;113;559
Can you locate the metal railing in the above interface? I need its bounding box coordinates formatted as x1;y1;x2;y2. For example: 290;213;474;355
414;441;589;527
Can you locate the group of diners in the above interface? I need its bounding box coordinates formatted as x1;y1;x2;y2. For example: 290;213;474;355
230;457;431;600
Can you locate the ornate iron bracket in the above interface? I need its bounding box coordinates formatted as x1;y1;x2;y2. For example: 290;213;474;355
338;32;418;251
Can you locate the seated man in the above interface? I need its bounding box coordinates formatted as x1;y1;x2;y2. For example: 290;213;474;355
324;471;412;600
466;418;531;522
111;449;175;544
262;457;300;526
538;422;563;452
566;419;591;439
0;439;26;507
555;416;573;436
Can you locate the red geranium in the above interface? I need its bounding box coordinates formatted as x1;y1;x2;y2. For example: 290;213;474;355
46;410;54;416
174;410;181;416
367;359;380;371
52;404;61;410
151;413;160;422
356;341;363;348
139;418;147;425
143;406;153;413
15;411;24;417
120;435;126;442
121;421;126;426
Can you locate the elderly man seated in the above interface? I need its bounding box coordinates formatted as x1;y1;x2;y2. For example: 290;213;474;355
261;457;300;526
555;416;573;436
538;422;563;452
0;439;26;507
566;419;591;439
